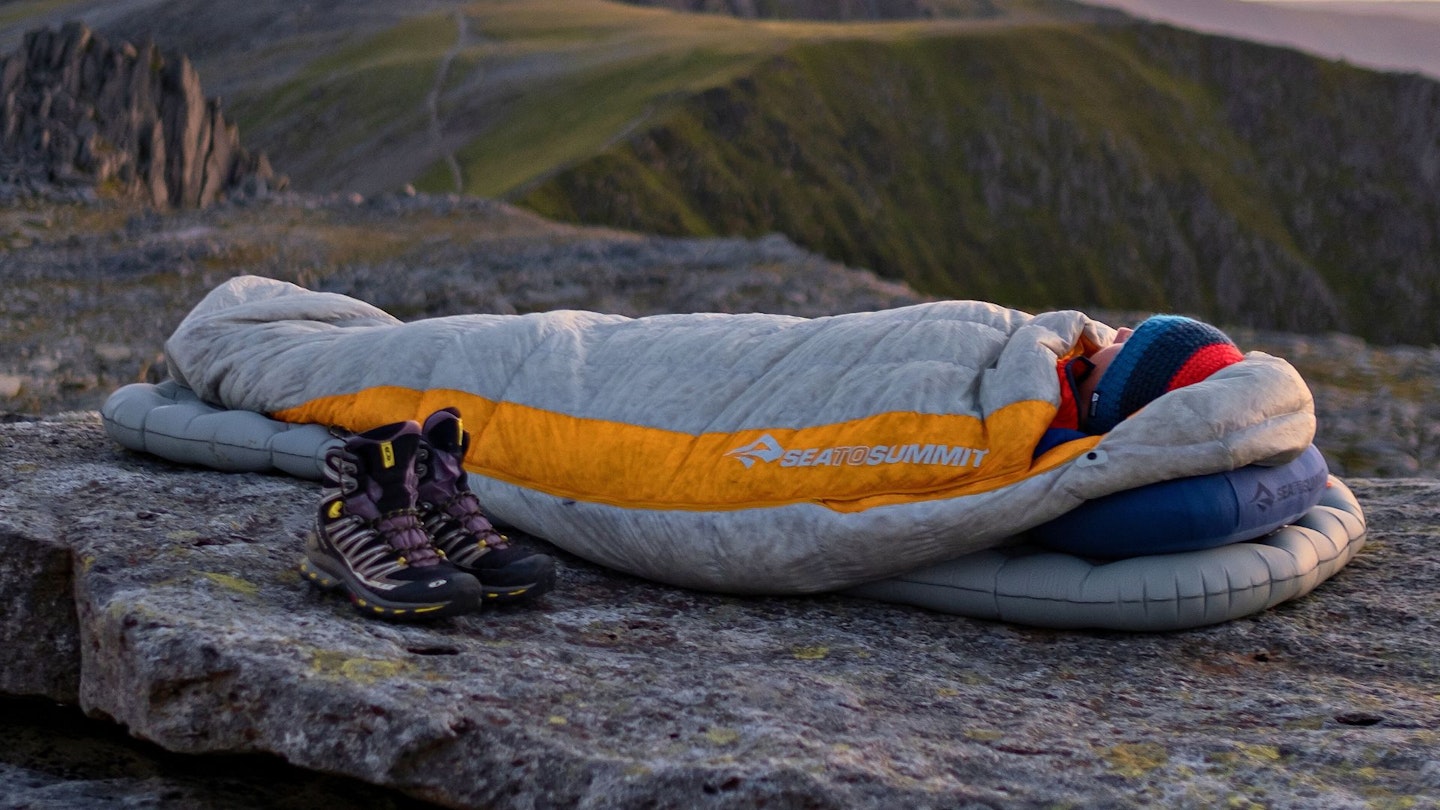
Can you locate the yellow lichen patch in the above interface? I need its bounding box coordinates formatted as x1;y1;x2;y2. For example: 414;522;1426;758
340;658;410;682
309;649;413;683
1235;743;1282;763
791;645;829;660
202;572;259;596
704;727;740;745
166;530;201;542
1100;742;1169;778
548;715;568;725
1365;796;1419;810
964;728;1004;742
936;687;960;697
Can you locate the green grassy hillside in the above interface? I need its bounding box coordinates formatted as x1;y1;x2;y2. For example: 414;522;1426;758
181;1;1090;195
515;23;1440;343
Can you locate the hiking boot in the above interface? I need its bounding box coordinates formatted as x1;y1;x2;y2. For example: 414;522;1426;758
300;420;482;621
417;407;557;603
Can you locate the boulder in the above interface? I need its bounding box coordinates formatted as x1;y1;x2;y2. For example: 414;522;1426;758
1;415;1437;808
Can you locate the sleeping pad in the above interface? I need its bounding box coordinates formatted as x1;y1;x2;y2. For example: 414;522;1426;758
160;275;1317;594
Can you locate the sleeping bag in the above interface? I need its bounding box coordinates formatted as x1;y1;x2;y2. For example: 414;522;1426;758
160;275;1317;594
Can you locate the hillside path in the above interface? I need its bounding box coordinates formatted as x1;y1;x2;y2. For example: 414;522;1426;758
426;7;471;193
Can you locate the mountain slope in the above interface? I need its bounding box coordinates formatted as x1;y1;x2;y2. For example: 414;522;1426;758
516;23;1440;344
0;0;1099;196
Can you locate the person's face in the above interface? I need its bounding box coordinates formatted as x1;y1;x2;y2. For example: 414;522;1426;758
1077;327;1133;415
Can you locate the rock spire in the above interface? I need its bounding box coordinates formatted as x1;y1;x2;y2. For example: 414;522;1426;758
0;22;284;207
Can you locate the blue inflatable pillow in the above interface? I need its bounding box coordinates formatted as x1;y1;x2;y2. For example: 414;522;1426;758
1030;445;1330;558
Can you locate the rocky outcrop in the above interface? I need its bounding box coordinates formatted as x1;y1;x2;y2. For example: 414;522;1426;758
1;415;1436;808
0;23;284;207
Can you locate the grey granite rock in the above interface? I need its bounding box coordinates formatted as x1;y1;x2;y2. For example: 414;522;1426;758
1;415;1437;808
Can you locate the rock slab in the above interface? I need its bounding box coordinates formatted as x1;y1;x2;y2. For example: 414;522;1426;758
1;416;1437;808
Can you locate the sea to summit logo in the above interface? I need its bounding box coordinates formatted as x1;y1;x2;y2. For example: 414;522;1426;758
1250;470;1325;513
725;433;989;470
725;434;786;469
1250;481;1275;512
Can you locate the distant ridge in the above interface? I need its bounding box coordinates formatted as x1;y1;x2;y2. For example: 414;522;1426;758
1081;0;1440;81
0;22;284;207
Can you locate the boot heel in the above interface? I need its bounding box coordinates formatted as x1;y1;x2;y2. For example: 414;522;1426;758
299;541;342;591
417;407;557;602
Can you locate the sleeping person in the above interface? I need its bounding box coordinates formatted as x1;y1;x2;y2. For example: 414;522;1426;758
156;276;1314;604
297;311;1252;620
1038;315;1245;457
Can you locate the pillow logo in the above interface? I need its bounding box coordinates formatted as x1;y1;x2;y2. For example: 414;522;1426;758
1250;481;1275;512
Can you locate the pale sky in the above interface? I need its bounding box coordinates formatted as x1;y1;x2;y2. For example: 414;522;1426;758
1086;0;1440;80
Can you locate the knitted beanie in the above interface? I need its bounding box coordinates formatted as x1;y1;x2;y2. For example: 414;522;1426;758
1086;315;1244;434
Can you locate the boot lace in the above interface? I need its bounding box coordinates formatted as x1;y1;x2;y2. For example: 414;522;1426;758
322;448;444;575
375;509;443;567
436;490;510;550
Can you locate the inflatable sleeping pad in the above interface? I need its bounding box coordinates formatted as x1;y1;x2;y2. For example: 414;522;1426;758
103;380;1365;631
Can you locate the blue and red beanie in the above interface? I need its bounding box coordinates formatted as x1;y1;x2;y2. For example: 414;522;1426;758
1086;315;1244;434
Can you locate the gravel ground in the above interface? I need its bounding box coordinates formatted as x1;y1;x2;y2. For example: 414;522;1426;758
1;190;1435;480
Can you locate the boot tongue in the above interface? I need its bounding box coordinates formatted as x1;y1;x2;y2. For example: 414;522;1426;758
429;445;468;490
348;421;423;514
344;421;442;566
421;408;465;449
421;409;470;492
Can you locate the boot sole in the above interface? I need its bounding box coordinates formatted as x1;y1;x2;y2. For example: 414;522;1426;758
300;543;481;621
480;564;557;603
475;553;558;599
